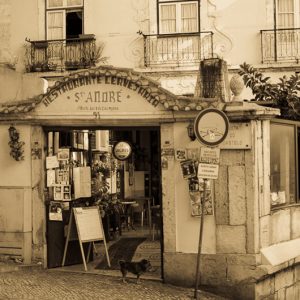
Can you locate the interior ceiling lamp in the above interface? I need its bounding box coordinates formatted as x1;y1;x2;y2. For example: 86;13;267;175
187;122;196;141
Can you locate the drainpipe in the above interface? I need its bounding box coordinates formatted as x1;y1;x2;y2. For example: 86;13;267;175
274;0;278;62
199;0;202;61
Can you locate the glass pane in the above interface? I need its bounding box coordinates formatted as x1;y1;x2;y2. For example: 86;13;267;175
270;123;295;205
277;0;295;27
48;0;63;8
181;3;198;32
67;0;83;7
160;4;176;33
47;11;64;40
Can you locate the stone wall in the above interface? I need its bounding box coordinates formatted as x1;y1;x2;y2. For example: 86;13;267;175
256;263;300;299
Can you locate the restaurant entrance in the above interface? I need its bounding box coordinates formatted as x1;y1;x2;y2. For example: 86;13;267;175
45;126;163;280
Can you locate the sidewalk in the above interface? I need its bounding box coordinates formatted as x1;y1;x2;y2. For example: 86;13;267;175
0;262;229;300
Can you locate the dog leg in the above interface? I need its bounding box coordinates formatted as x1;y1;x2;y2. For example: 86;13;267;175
136;275;141;284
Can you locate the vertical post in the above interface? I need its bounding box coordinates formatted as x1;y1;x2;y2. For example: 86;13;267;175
194;178;207;299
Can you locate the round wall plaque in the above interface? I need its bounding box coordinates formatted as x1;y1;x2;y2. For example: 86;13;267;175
112;141;132;160
194;108;229;147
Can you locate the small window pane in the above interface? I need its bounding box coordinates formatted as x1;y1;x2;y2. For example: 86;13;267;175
48;0;63;8
160;4;176;33
47;11;64;40
67;0;83;7
270;123;295;205
277;0;295;27
181;3;198;32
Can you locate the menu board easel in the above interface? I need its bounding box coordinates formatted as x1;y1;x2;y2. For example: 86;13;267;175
62;206;110;271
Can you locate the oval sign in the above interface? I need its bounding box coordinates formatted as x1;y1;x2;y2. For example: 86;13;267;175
194;108;229;147
112;141;132;160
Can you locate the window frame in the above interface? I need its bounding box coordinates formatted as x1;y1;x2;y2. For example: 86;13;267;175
45;0;84;40
270;118;299;209
157;0;200;35
46;0;83;10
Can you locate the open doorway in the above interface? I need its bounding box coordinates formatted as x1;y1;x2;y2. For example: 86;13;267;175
45;127;163;280
66;11;83;39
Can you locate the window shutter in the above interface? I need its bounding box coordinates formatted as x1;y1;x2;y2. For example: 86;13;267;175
47;10;65;40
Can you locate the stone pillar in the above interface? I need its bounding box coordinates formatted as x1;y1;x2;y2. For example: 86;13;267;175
194;58;231;102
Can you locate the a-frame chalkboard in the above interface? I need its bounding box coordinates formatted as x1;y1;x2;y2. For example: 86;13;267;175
62;206;110;271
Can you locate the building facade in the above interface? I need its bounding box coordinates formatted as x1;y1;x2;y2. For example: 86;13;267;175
1;1;300;299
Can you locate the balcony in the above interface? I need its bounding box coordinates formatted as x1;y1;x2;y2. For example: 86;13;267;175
261;28;300;63
142;31;214;67
25;35;97;72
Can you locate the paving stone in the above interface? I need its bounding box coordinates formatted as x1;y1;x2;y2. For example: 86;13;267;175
0;267;228;300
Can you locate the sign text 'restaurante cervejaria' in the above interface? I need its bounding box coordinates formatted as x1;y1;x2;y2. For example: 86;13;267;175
42;74;160;108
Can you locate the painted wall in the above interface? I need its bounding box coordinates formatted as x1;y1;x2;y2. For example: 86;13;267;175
0;124;33;263
172;122;216;254
0;125;31;186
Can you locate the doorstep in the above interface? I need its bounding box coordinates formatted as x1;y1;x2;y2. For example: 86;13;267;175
0;261;43;273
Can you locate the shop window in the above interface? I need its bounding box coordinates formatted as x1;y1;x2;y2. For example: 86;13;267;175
46;0;83;40
270;122;296;206
158;0;199;34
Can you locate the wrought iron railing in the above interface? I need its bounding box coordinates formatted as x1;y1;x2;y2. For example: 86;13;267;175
261;28;300;63
142;31;214;67
25;35;97;72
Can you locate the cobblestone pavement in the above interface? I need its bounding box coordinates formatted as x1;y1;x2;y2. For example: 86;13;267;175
0;267;228;300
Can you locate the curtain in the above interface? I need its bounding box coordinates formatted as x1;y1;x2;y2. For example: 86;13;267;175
160;4;176;33
181;3;197;32
277;0;295;27
47;11;64;40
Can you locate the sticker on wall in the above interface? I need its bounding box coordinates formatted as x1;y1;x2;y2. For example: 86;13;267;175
189;183;213;217
175;148;187;161
186;148;199;161
161;148;175;157
161;156;168;170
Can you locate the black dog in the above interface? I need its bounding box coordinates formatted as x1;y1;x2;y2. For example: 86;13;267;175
119;259;151;283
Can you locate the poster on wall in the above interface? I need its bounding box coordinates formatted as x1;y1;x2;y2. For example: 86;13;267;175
46;155;59;169
47;169;56;187
57;148;70;161
189;188;213;217
49;201;63;221
180;160;197;179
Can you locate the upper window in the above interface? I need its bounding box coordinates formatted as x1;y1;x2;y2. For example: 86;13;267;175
277;0;300;28
270;122;297;206
46;0;83;40
158;0;199;34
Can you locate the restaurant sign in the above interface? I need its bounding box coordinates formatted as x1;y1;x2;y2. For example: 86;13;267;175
35;73;163;117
